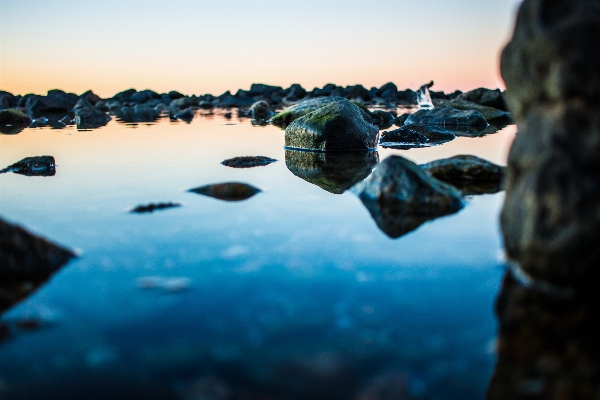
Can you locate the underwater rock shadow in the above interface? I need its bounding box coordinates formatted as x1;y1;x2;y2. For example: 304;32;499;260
285;149;378;194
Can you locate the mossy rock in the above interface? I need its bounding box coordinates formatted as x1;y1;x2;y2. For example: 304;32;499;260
284;100;379;152
270;96;346;128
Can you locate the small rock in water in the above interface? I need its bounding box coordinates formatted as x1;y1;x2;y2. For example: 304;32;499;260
221;156;277;168
174;107;195;123
421;155;505;184
74;107;111;129
58;115;72;126
248;100;274;122
130;202;181;213
0;109;33;135
269;96;346;128
380;124;455;149
188;182;261;201
370;109;396;130
405;106;488;127
1;156;56;177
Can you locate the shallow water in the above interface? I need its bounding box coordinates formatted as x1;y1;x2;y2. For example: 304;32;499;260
0;111;516;400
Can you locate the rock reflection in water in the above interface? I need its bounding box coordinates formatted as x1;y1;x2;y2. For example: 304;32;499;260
488;272;600;400
285;150;378;194
0;156;56;177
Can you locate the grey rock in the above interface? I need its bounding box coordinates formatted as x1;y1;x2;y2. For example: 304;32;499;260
1;155;56;177
457;87;507;111
248;100;273;121
25;90;78;117
117;104;159;123
433;98;511;123
75;107;111;129
369;110;396;130
130;202;181;213
380;124;455;149
405;106;488;127
173;107;194;123
284;99;379;152
222;156;277;169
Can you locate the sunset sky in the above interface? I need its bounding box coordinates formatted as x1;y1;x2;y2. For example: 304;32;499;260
0;0;521;98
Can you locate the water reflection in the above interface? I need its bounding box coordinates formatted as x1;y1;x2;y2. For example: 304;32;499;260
285;150;378;194
0;156;56;177
488;273;600;399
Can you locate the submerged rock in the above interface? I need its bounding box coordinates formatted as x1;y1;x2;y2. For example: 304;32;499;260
1;217;75;313
74;107;111;129
221;156;277;168
285;149;378;194
355;155;464;238
130;202;181;213
0;109;32;134
1;156;56;177
270;96;346;128
405;106;488;127
380;124;455;149
188;182;261;201
285;100;379;152
500;0;600;289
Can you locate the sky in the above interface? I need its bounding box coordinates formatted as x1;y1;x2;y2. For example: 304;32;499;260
0;0;522;98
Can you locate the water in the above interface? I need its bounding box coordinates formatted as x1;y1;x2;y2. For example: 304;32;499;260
0;111;516;400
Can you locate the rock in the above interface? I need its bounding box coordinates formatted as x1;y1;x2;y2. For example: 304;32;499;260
397;89;417;105
130;89;160;103
0;109;32;135
74;107;111;129
73;98;93;110
247;100;273;121
283;83;308;101
369;110;396;130
433;98;511;123
167;91;185;100
285;99;379;152
1;217;75;312
117;104;159;123
285;149;378;194
79;90;102;106
58;115;73;126
188;182;261;201
355;155;464;237
344;84;371;101
500;0;600;290
380;124;456;149
405;106;488;127
25;90;78;117
221;156;277;168
130;202;181;213
173;107;194;123
395;113;409;126
457;87;507;111
1;156;56;177
170;96;198;111
376;82;398;101
0;91;18;110
269;96;346;128
112;88;137;102
30;117;48;128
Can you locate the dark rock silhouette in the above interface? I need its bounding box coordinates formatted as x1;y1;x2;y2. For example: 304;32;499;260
130;202;181;213
0;109;32;135
285;150;378;194
221;156;277;169
189;182;261;202
1;156;56;177
380;124;455;149
74;107;111;129
405;106;488;127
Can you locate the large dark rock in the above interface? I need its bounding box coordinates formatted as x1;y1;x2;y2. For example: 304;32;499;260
188;182;261;202
1;217;75;313
457;88;507;111
405;106;488;127
369;110;396;130
74;107;111;129
285;150;378;194
1;156;56;177
247;100;273;121
500;0;600;289
222;156;277;169
0;91;18;110
270;96;346;128
355;155;464;238
0;109;32;135
380;124;455;149
25;90;78;117
285;100;379;152
112;88;138;102
117;104;160;123
432;98;511;123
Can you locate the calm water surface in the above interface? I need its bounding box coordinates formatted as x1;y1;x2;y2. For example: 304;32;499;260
0;111;516;400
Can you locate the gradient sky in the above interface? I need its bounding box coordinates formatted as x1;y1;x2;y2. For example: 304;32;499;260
0;0;522;98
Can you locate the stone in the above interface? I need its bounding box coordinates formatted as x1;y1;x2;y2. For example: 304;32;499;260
170;96;198;111
221;156;277;169
269;96;346;128
74;107;111;129
247;100;273;121
457;87;507;111
130;89;160;103
1;156;56;177
1;217;75;312
25;90;79;117
112;88;137;102
188;182;261;201
369;110;396;130
380;124;455;149
405;106;488;127
344;84;371;101
117;104;159;123
79;90;102;106
355;155;464;237
433;98;511;123
500;0;600;289
285;99;379;152
130;202;181;213
375;82;398;101
0;91;18;110
173;107;195;123
0;109;32;135
285;150;378;194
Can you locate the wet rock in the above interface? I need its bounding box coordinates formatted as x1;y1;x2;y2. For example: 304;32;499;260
117;104;159;123
170;96;197;110
405;106;488;127
198;100;214;109
457;87;507;111
173;107;194;123
0;217;75;312
247;100;273;122
30;117;49;128
130;89;160;103
433;98;511;123
130;202;181;213
285;150;378;194
221;156;277;168
395;113;410;126
79;90;102;106
397;89;417;105
355;155;464;238
74;107;111;129
376;82;398;101
421;155;505;183
344;84;371;101
380;124;455;149
112;88;137;102
1;156;56;177
0;91;18;110
369;110;396;130
188;182;261;201
283;83;308;102
0;109;32;135
488;273;600;400
58;115;73;126
285;99;379;152
73;98;93;110
500;0;600;289
269;96;346;128
25;90;78;117
167;91;185;100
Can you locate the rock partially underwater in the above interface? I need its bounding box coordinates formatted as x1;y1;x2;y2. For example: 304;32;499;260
221;156;277;169
355;155;464;238
188;182;261;202
284;99;379;152
379;124;455;149
130;202;181;213
0;109;32;135
270;96;346;128
1;217;75;314
1;156;56;177
74;107;111;129
285;150;378;194
405;106;488;128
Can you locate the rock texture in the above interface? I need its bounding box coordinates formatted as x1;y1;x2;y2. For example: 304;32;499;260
380;124;455;149
189;182;261;201
0;109;32;135
270;96;346;128
1;156;56;177
500;0;600;289
221;156;277;169
284;100;379;152
405;106;488;127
